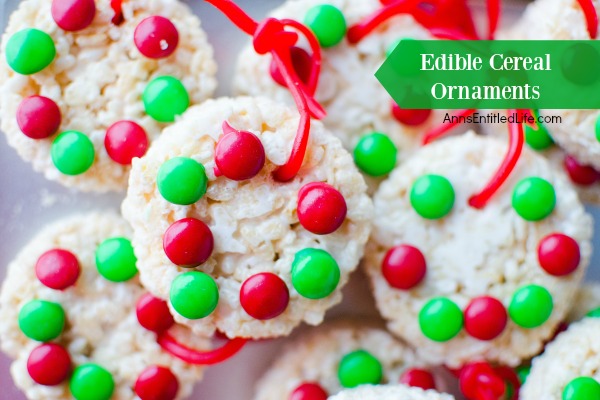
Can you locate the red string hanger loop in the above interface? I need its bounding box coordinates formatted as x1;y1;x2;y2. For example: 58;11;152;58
110;0;124;25
577;0;598;38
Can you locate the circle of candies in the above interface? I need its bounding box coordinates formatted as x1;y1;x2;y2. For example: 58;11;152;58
8;0;189;176
287;347;438;400
160;121;349;321
379;172;580;342
19;239;181;400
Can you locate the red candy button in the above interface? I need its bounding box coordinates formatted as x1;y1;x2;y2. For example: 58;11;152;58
27;343;71;386
240;272;289;320
564;155;600;186
134;365;179;400
134;16;179;59
35;248;80;290
459;362;506;400
297;182;347;235
51;0;96;31
17;96;61;139
270;46;313;88
399;368;437;390
136;293;175;334
381;245;426;290
538;233;581;276
290;382;328;400
391;102;431;126
215;122;266;181
163;218;214;268
104;120;149;165
464;296;507;341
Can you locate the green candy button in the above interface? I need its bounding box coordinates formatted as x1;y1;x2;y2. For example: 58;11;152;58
51;131;95;175
587;307;600;318
512;177;556;221
516;365;531;385
509;284;553;328
410;174;455;220
18;299;65;342
70;364;114;400
304;4;347;48
419;297;463;342
563;377;600;400
170;271;219;319
143;76;189;122
157;157;207;205
595;115;600;144
6;28;55;75
525;122;554;151
353;132;397;177
291;248;340;299
95;237;138;282
338;349;383;388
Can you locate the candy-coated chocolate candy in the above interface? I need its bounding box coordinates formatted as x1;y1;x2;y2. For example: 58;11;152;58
537;233;580;276
596;115;600;143
391;102;431;126
27;343;71;386
134;16;179;59
143;76;189;122
297;182;347;235
51;0;96;31
290;382;328;400
136;293;175;333
564;155;600;186
104;120;148;165
524;122;554;151
170;271;219;319
587;307;600;317
270;46;313;87
134;365;179;400
70;364;114;400
18;300;65;342
215;128;265;181
51;131;95;175
353;132;397;177
410;174;455;220
419;297;463;342
95;237;138;282
291;248;340;299
381;244;426;290
464;296;507;341
6;28;55;75
163;218;214;267
35;248;80;290
399;368;437;390
240;272;289;320
516;365;531;384
17;96;61;139
509;284;553;328
563;377;600;400
460;362;506;400
512;177;556;221
304;5;346;48
157;157;207;205
338;349;383;388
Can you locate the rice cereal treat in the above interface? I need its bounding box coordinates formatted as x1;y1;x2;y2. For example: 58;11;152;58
122;96;373;339
329;385;455;400
254;320;444;400
0;0;217;192
520;317;600;400
567;282;600;322
232;0;459;185
363;132;593;367
0;212;211;400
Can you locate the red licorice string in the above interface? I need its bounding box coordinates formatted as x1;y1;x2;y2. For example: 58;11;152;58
110;0;124;25
158;332;248;365
205;0;325;181
486;0;500;39
577;0;598;38
468;110;524;209
421;109;476;144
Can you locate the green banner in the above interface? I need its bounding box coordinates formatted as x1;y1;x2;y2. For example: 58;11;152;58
376;40;600;109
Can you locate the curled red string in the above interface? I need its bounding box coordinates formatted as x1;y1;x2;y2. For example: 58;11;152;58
577;0;598;38
110;0;124;25
158;331;248;365
486;0;500;39
421;109;475;145
468;110;524;209
205;0;325;182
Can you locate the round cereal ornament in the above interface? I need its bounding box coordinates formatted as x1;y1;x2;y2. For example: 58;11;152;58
254;320;444;400
328;385;455;400
122;96;373;339
520;317;600;400
363;132;593;367
0;0;217;192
